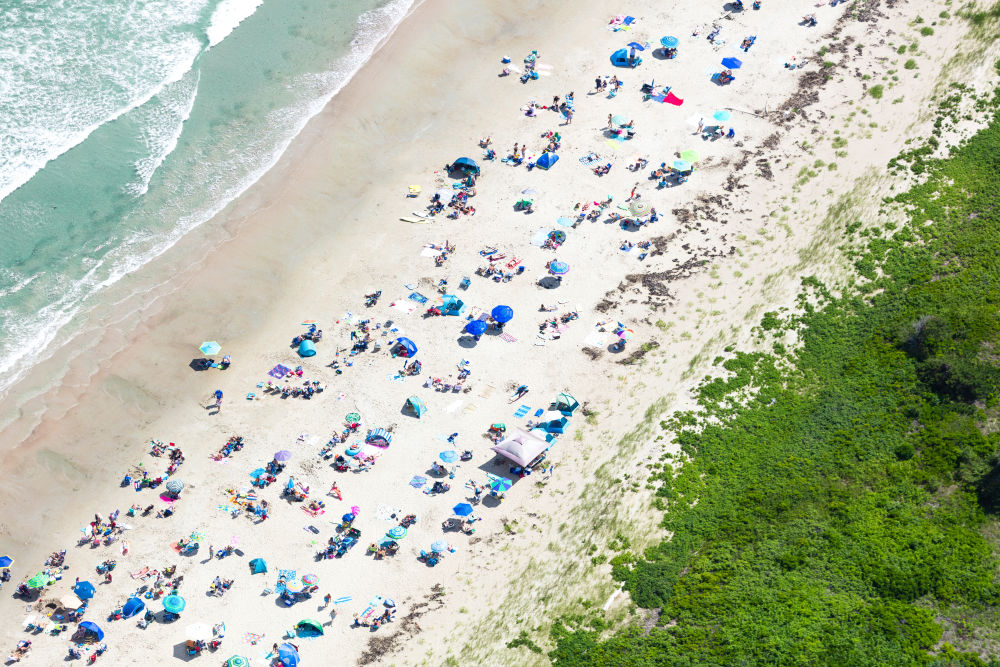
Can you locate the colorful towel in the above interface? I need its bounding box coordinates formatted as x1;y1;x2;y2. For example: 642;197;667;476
268;364;291;379
276;569;295;594
409;475;427;489
500;333;517;342
332;595;352;605
664;91;684;106
408;292;429;304
513;405;531;418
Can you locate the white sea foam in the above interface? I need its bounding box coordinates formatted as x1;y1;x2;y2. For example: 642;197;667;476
0;0;419;399
126;72;201;198
206;0;265;47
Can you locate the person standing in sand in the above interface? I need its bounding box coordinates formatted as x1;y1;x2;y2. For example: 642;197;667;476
696;118;704;134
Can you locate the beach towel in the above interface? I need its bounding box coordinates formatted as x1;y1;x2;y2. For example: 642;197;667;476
408;292;429;304
529;228;549;246
583;331;608;348
268;364;291;379
276;569;295;594
579;152;600;165
130;567;150;580
391;301;417;314
663;91;684;106
445;399;464;414
604;140;621;150
302;507;325;517
409;475;427;489
513;405;531;418
479;385;495;397
420;246;441;258
499;332;517;342
332;595;352;605
242;632;263;644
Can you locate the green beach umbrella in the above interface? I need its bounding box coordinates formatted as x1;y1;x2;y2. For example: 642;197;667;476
387;526;407;540
629;201;651;217
199;341;221;355
345;412;361;423
226;657;250;667
680;150;700;163
26;572;52;589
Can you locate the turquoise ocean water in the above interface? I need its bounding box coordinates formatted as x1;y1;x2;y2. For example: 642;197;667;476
0;0;414;398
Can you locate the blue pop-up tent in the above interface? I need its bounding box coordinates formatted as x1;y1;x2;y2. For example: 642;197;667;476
536;153;559;170
249;558;268;574
78;621;104;642
442;295;466;316
611;48;641;68
393;337;418;357
297;339;316;357
122;597;145;619
452;157;480;175
405;395;428;418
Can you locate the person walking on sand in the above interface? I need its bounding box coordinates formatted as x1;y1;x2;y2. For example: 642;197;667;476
628;183;638;201
211;389;223;412
696;117;704;134
564;108;573;125
323;593;332;609
606;114;612;129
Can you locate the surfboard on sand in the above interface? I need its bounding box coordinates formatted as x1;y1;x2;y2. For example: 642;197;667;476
400;217;432;224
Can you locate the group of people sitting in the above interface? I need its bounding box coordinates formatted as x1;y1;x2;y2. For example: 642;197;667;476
291;326;322;347
208;575;234;597
212;435;244;460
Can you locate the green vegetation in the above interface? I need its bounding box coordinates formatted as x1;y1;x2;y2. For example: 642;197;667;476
548;87;1000;665
868;84;884;99
920;26;936;36
905;58;918;69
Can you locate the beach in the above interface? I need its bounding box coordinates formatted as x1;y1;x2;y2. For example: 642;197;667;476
1;0;995;664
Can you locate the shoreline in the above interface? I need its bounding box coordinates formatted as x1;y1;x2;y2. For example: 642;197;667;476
2;0;995;664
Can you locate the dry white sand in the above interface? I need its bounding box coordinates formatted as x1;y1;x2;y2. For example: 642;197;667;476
1;0;997;665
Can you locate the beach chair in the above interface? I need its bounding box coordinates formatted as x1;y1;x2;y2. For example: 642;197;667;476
407;185;421;198
459;276;471;290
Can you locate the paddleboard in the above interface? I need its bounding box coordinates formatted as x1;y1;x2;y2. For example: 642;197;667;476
400;217;431;224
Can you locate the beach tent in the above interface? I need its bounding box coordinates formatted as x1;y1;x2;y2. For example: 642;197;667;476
278;643;300;667
404;396;427;418
249;558;268;574
491;305;514;324
441;295;466;316
296;619;325;637
393;337;418;357
553;392;579;415
491;429;550;467
610;48;640;68
366;428;392;447
226;657;251;667
452;157;480;175
536;152;559;170
76;621;104;643
122;596;145;619
544;415;570;434
531;427;558;444
297;339;316;357
73;580;96;600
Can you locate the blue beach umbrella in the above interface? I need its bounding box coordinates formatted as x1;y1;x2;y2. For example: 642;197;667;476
199;341;221;355
627;41;646;51
388;526;407;540
162;595;186;614
491;305;513;324
721;57;743;69
453;503;474;516
0;555;13;568
439;450;459;463
342;513;355;522
487;475;513;493
713;110;731;122
278;643;300;667
249;468;266;479
465;320;487;337
660;36;679;48
548;261;570;275
73;580;96;600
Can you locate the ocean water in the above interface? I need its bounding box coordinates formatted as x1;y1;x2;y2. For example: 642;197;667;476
0;0;415;399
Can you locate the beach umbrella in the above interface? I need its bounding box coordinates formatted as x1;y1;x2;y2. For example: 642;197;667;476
627;41;646;51
680;150;700;163
162;595;186;614
387;526;407;540
0;555;13;568
453;503;475;516
284;579;304;594
226;657;251;667
300;320;317;325
660;35;679;48
548;261;570;275
73;580;96;600
491;305;514;324
617;328;635;341
273;450;292;462
629;201;651;217
199;341;221;355
165;479;184;495
378;536;396;547
341;512;355;522
487;475;513;493
345;412;361;423
713;110;731;122
186;623;213;642
431;540;449;553
610;115;629;127
301;574;318;585
190;530;206;541
278;643;300;667
520;188;540;202
465;320;487;337
59;594;83;610
721;57;742;70
26;573;52;589
249;468;266;480
440;450;459;463
673;160;692;172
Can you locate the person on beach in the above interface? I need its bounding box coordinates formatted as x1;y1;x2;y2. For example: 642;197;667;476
329;482;342;500
606;114;613;129
697;118;704;134
323;593;332;608
211;389;223;412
